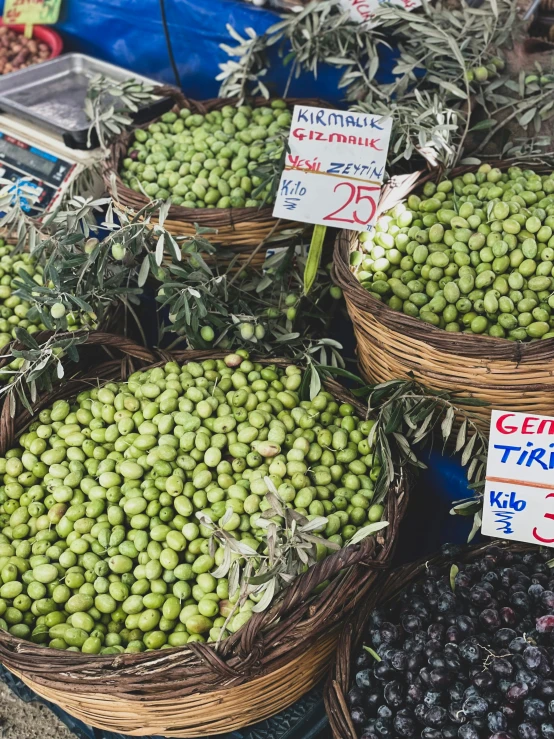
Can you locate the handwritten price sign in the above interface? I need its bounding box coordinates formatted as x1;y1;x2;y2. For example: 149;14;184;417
482;410;554;546
273;105;392;232
3;0;62;26
339;0;421;24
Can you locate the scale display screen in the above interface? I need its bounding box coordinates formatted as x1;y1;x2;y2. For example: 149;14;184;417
0;131;76;215
0;132;73;186
0;137;59;179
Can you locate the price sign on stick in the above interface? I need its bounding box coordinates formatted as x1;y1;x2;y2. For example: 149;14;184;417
273;105;392;233
339;0;421;25
3;0;62;36
481;410;554;546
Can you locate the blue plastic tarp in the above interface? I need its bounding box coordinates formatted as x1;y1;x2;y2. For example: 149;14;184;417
395;450;482;564
0;0;398;103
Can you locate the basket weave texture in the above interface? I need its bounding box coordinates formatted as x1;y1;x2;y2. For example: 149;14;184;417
104;88;328;260
333;161;554;434
324;541;532;739
0;336;408;737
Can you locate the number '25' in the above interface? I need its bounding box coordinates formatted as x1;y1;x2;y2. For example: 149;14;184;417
323;182;380;226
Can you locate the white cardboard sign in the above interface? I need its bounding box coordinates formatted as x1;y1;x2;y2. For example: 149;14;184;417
273;105;392;232
481;409;554;546
339;0;421;24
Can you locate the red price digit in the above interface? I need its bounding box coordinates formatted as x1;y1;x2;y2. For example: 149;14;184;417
533;492;554;543
323;182;380;226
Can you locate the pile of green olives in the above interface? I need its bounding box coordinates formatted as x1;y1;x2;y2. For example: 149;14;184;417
120;101;291;208
353;164;554;340
0;353;382;654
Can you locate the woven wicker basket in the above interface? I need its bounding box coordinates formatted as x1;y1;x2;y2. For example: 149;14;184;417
324;540;533;739
104;89;328;265
0;337;408;737
333;161;554;434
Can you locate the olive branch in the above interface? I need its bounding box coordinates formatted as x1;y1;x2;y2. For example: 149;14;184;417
362;377;489;539
196;476;388;645
84;74;157;150
219;0;522;169
1;196;188;416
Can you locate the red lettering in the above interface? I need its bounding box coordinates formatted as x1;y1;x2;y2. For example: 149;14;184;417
496;413;517;434
352;185;379;225
533;527;554;543
286;154;320;172
292;128;306;141
522;417;538;434
350;0;372;17
323;182;380;226
537;419;554;434
533;492;554;543
324;182;356;224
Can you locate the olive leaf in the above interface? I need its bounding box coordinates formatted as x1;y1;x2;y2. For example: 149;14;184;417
363;645;382;662
347;521;389;547
193;469;389;628
85;74;156;150
455;419;468;453
1;196;189;414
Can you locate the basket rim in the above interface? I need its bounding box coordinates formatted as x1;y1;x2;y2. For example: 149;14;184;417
104;89;331;227
333;158;554;363
0;338;408;699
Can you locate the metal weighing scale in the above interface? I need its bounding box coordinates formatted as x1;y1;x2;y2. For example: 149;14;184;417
0;113;104;215
0;53;172;217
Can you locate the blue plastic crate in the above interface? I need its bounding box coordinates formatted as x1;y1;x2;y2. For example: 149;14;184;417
0;665;328;739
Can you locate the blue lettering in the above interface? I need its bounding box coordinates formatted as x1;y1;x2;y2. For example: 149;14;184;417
284;198;300;211
517;442;533;466
494;511;515;535
280;179;292;196
328;113;344;127
509;492;526;512
489;490;526;512
297;109;309;124
494;444;522;463
526;447;548;470
315;110;325;126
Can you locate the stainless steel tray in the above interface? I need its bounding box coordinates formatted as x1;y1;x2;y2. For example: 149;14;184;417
0;53;172;149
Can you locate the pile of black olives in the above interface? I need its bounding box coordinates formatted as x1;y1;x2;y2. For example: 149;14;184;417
348;546;554;739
